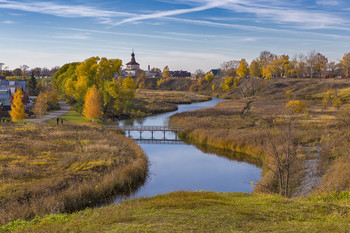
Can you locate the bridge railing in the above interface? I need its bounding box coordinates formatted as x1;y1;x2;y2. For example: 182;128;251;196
120;126;187;132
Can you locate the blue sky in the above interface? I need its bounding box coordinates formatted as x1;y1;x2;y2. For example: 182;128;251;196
1;0;350;72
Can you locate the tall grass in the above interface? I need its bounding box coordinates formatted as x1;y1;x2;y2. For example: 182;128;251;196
0;124;148;224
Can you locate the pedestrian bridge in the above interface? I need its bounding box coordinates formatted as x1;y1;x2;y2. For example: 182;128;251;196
120;126;186;142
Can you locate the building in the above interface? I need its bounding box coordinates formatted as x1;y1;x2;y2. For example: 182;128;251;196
124;51;140;76
169;70;191;78
208;69;221;76
0;80;27;94
0;87;11;107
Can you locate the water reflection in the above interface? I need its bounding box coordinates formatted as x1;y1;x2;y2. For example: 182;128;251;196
116;98;262;201
129;144;261;199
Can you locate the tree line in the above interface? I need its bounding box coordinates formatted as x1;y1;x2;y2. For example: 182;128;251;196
194;51;350;79
52;56;136;119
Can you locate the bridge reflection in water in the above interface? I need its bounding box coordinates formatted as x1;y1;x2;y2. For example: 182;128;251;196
120;126;186;143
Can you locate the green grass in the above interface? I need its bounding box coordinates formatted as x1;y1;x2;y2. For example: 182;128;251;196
2;191;349;232
46;110;103;124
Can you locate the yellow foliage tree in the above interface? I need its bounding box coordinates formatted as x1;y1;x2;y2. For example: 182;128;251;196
233;77;240;87
33;91;48;118
205;73;214;82
163;66;170;78
82;86;102;123
285;90;292;99
9;89;28;122
122;76;136;89
285;100;308;113
236;59;249;78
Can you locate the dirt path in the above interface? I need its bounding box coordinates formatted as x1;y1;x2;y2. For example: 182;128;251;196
25;101;70;124
293;145;323;197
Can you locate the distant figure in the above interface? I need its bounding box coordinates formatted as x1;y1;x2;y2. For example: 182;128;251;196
57;118;59;125
61;118;63;125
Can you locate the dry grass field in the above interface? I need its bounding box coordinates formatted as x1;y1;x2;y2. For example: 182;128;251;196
170;78;350;195
0;124;147;224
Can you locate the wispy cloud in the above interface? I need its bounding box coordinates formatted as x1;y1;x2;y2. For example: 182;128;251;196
0;0;131;22
316;0;340;6
51;34;91;40
112;1;226;26
60;27;197;42
2;20;15;24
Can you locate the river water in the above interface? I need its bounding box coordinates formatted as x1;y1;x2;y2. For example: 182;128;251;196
118;98;262;198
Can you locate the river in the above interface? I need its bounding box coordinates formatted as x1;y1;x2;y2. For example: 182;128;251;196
118;98;262;198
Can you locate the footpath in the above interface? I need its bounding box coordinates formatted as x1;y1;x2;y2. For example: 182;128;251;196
25;101;70;124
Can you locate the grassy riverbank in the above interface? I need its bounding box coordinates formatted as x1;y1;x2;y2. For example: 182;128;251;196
2;191;349;232
131;89;212;116
170;79;350;195
0;124;147;225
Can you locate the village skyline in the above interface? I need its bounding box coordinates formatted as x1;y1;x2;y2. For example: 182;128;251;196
1;0;350;72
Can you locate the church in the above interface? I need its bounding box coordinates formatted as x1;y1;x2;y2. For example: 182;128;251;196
124;50;140;76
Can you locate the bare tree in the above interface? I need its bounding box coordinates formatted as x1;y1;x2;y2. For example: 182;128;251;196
262;112;296;197
220;60;239;76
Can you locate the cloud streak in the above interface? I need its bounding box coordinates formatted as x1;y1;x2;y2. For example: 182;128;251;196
113;1;226;26
0;0;131;20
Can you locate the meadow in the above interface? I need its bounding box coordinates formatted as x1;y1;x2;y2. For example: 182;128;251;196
2;191;349;232
0;124;147;224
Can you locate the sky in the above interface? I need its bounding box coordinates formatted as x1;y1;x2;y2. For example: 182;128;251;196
1;0;350;72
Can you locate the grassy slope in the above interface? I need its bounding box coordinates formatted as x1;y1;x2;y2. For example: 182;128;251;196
3;191;349;232
0;124;147;224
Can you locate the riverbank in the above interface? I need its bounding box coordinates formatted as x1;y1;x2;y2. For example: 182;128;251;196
0;124;147;225
128;89;212;117
3;191;349;232
170;79;350;196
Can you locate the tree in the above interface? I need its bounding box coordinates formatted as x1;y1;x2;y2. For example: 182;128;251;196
305;51;327;78
220;60;239;76
83;86;102;123
20;64;29;77
12;68;22;77
163;66;170;78
194;69;205;78
250;59;262;78
236;59;249;78
205;73;214;82
340;53;350;78
122;75;136;89
221;76;234;91
32;91;48;118
9;89;28;122
28;72;38;95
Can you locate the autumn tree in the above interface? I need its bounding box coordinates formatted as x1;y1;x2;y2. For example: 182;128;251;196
249;59;262;78
122;75;136;89
9;89;28;122
306;51;328;78
221;76;234;91
237;59;249;78
340;53;350;78
205;73;214;82
83;86;102;123
163;66;170;78
33;91;48;118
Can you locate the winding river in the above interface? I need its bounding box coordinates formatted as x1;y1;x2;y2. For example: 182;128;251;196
118;98;262;199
